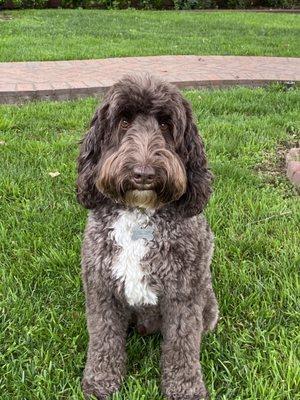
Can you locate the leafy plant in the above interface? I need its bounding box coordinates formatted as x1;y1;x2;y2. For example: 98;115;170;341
0;0;297;8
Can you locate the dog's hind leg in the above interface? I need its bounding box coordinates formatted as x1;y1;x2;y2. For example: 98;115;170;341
134;305;162;336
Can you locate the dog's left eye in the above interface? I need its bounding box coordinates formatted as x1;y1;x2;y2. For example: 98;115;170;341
160;122;169;132
120;119;130;129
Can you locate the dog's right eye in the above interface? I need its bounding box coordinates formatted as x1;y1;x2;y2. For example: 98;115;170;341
120;119;130;130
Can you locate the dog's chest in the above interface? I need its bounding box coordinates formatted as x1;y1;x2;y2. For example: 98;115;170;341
111;210;157;307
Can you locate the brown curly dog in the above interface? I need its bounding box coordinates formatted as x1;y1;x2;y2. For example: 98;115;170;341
77;74;219;400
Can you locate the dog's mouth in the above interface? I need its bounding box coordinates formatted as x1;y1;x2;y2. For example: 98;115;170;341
132;182;156;191
124;189;158;209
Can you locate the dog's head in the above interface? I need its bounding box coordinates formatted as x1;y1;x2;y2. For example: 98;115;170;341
77;74;212;217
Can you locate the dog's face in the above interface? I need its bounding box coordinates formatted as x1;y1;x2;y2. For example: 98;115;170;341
77;75;212;217
95;83;188;209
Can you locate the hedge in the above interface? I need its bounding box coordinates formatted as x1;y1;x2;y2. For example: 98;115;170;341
0;0;297;9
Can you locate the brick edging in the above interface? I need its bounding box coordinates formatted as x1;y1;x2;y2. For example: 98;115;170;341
1;80;298;105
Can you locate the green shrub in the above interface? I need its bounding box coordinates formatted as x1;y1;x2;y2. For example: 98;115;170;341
23;0;47;6
0;0;297;9
0;0;23;8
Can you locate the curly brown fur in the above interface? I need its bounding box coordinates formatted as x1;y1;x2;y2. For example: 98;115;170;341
77;74;218;400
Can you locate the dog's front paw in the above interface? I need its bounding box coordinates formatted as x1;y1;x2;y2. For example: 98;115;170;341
164;390;209;400
164;391;209;400
82;374;121;400
162;377;209;400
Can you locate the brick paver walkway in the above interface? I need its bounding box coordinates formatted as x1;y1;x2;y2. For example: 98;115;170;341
0;55;299;104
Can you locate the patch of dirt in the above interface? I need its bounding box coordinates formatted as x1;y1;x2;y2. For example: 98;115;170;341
0;14;13;21
254;132;299;188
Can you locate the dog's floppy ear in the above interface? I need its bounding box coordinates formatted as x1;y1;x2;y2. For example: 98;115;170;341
76;103;109;209
176;99;213;217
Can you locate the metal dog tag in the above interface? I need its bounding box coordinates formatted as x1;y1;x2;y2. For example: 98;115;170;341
131;225;154;241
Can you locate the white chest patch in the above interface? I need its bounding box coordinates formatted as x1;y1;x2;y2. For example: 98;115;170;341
112;209;157;307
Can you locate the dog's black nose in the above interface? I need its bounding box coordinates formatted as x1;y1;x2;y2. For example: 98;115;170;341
133;165;155;185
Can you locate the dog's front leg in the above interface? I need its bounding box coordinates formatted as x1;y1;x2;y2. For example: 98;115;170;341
161;298;208;400
82;293;129;400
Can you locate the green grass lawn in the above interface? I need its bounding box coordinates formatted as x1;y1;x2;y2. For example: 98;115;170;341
0;9;299;61
0;85;299;399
